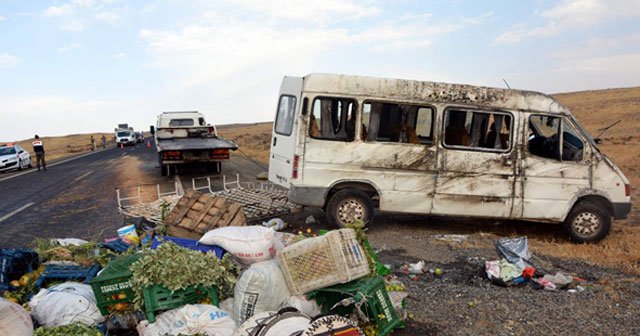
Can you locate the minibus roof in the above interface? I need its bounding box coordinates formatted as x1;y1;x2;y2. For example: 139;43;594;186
299;73;570;115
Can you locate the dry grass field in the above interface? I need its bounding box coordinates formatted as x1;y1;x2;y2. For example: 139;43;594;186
4;132;117;162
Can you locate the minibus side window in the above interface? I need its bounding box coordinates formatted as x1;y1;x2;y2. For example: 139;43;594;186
309;97;356;141
527;115;560;160
442;109;512;151
275;95;296;136
363;101;434;145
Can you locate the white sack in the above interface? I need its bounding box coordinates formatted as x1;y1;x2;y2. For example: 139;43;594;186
219;298;235;323
138;304;235;336
233;259;290;325
199;226;277;265
29;282;104;327
0;298;33;336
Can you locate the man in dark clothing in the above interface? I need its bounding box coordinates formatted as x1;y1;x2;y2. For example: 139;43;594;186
32;135;47;171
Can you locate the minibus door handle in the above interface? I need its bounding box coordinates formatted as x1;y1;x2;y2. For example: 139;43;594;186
503;156;513;167
273;137;277;146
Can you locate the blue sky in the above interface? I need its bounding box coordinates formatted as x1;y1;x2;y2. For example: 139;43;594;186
1;0;639;141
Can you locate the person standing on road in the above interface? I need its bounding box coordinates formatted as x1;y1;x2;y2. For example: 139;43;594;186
32;135;47;171
101;134;106;149
90;135;96;151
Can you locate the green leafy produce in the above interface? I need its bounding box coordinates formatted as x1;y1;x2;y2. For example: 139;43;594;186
130;242;239;309
34;322;101;336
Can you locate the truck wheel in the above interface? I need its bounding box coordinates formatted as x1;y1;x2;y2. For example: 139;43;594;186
161;164;173;177
326;189;374;228
206;162;221;174
564;201;611;243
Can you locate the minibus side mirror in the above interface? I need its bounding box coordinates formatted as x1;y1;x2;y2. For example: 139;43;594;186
150;125;155;135
594;138;602;144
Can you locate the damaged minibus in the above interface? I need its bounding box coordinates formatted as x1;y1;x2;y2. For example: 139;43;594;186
268;74;632;243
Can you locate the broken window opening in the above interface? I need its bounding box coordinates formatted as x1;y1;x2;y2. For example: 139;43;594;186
443;109;512;151
363;101;434;145
527;115;584;161
528;115;560;160
309;97;356;141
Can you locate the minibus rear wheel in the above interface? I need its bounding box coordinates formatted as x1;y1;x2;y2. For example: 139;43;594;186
326;189;374;228
564;201;611;243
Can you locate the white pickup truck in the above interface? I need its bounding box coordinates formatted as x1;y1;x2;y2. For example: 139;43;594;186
154;111;238;176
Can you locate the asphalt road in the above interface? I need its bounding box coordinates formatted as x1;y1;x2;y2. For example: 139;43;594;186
0;141;266;248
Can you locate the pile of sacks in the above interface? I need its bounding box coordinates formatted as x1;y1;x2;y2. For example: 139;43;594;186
1;223;403;336
485;237;587;292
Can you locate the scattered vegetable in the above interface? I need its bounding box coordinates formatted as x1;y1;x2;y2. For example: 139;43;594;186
129;242;239;310
34;322;101;336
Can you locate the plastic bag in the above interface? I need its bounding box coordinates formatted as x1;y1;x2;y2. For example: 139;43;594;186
233;259;291;325
199;226;277;265
137;304;235;336
29;282;104;327
55;238;89;246
0;298;33;336
262;218;286;231
278;296;321;317
495;237;532;269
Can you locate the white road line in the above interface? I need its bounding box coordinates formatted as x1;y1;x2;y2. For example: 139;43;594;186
0;202;35;224
73;171;92;182
121;153;127;156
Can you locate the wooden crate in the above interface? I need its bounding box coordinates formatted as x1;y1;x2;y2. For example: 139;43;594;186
165;190;246;239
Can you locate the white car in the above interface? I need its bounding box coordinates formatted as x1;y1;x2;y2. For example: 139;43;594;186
0;144;32;172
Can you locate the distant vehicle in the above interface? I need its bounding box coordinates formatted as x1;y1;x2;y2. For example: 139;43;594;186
154;111;238;176
135;132;144;143
269;73;631;243
115;125;136;146
0;143;32;172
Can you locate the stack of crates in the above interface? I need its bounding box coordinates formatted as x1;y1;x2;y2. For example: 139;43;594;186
34;264;101;288
142;284;219;323
0;249;40;291
309;276;402;336
90;253;142;315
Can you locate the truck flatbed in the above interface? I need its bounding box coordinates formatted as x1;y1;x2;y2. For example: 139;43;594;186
156;137;238;151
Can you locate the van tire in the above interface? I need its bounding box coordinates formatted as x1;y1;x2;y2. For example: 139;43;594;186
564;201;611;243
326;189;374;228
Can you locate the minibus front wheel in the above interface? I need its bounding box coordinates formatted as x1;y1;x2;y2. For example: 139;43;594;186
564;201;611;243
326;189;374;228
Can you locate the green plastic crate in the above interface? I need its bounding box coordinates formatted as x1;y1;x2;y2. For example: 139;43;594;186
90;253;142;315
308;276;402;336
143;284;219;323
